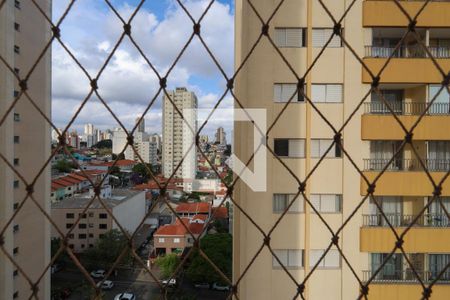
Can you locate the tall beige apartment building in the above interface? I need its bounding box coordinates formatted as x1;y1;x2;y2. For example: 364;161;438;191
162;87;197;183
234;1;450;299
0;0;51;299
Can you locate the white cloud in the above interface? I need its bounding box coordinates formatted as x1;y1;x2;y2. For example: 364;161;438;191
52;0;234;136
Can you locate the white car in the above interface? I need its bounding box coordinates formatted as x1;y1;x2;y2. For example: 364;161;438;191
97;280;114;290
212;282;230;291
114;293;135;300
160;278;177;287
90;270;106;278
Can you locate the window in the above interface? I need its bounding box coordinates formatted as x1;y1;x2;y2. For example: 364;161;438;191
99;224;107;229
273;83;304;102
78;223;87;229
13;180;19;188
274;139;305;157
310;194;342;213
274;28;306;48
13;158;19;166
13;90;19;97
14;23;20;31
158;238;165;243
310;249;340;268
14;68;19;75
88;212;94;217
273;194;303;213
66;213;74;219
13;136;19;144
14;45;20;54
89;233;94;238
89;244;94;248
272;249;303;268
429;85;450;114
69;244;74;249
79;213;86;218
312;28;342;48
66;224;73;229
13;247;19;255
88;223;94;228
14;0;20;9
13;224;19;233
174;238;180;243
311;139;342;158
99;213;108;219
68;234;74;239
311;84;343;103
13;270;18;277
13;203;18;210
78;234;87;239
81;244;85;249
13;292;18;299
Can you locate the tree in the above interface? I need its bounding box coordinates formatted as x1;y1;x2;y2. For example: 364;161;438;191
93;139;112;149
51;237;69;264
224;169;233;185
131;163;154;182
155;253;181;279
82;229;132;270
54;159;77;173
108;166;121;176
186;233;232;284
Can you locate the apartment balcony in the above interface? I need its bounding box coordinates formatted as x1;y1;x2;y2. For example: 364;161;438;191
362;45;450;84
362;102;450;140
361;213;450;252
360;283;450;300
363;0;450;28
362;269;450;284
361;159;450;196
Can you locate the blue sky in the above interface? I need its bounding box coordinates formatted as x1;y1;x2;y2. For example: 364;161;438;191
52;0;234;138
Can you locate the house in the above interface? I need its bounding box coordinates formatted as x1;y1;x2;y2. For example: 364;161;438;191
153;217;205;255
82;159;136;172
175;202;211;218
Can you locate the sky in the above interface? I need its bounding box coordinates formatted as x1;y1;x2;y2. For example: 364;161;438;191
52;0;234;138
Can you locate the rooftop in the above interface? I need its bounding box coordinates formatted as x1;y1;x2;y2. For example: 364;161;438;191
51;189;143;209
176;202;210;214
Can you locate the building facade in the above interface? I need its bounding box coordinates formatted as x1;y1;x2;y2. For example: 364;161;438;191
112;127;128;155
0;1;51;299
51;188;145;253
162;87;198;183
124;131;158;165
234;1;450;299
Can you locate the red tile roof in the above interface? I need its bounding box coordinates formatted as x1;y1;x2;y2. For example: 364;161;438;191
88;159;136;167
176;202;210;214
154;218;205;236
212;206;228;219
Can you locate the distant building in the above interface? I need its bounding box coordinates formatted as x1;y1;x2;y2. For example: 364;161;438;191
84;123;94;136
51;187;146;253
162;87;197;186
215;127;227;145
112;127;128;154
150;133;162;153
135;117;145;133
124;132;158;165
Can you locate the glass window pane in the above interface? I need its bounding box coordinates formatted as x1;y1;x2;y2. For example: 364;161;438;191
289;139;305;157
311;85;326;102
273;250;288;267
325;250;340;267
275;29;286;47
310;250;324;267
326;85;342;102
288;250;303;267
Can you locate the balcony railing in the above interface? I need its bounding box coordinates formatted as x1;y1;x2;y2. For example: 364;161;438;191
365;45;450;58
363;158;450;172
363;270;450;283
364;102;450;115
363;213;450;227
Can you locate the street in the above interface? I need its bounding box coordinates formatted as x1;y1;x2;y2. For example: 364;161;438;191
52;268;229;299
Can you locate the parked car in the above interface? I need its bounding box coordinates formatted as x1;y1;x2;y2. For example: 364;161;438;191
90;270;106;278
50;263;63;274
97;280;114;290
114;293;135;300
161;278;177;287
212;282;230;291
194;282;210;289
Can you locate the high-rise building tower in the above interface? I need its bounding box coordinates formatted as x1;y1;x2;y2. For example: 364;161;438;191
162;87;198;185
234;1;450;299
135;117;145;133
0;1;51;299
215;127;227;145
84;123;94;136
